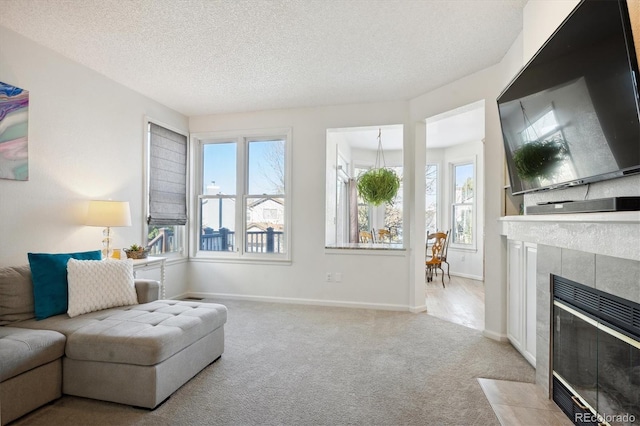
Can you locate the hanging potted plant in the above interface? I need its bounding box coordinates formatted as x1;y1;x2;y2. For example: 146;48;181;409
513;102;568;181
513;136;567;181
357;129;400;206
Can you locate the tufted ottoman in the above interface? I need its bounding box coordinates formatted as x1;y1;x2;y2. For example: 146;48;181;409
60;300;227;408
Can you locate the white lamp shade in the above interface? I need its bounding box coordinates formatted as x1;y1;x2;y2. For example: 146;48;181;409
86;200;132;227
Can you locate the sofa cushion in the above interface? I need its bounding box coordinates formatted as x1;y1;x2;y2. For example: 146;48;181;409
67;259;138;317
28;250;102;320
9;307;137;337
0;327;66;382
64;301;227;366
6;281;160;337
0;265;34;325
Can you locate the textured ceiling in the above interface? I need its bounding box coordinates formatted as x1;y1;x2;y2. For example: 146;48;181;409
0;0;527;117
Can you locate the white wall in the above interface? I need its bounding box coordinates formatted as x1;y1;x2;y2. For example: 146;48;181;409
0;25;190;297
189;102;414;310
187;41;523;322
523;0;580;64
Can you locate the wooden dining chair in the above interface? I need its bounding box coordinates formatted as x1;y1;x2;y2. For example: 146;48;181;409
440;230;451;279
359;231;374;243
425;232;447;287
377;228;391;242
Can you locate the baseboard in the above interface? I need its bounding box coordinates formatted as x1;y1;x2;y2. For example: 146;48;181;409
410;304;428;313
482;329;509;342
186;292;411;312
168;292;189;300
450;272;484;281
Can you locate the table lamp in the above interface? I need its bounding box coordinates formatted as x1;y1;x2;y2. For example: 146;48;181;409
86;200;132;258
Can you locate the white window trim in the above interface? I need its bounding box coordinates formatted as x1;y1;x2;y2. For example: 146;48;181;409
190;127;292;262
449;156;477;251
352;161;378;231
143;116;189;260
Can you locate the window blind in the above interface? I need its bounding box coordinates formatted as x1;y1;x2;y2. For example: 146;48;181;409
148;123;187;226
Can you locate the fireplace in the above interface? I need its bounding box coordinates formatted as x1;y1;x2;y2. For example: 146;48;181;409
552;275;640;425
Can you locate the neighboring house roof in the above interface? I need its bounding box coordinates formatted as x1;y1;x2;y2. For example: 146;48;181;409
248;198;284;209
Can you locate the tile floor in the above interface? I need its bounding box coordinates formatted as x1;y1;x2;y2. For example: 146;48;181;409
478;378;573;426
429;278;573;425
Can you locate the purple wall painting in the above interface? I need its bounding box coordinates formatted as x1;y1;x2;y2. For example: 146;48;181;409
0;81;29;181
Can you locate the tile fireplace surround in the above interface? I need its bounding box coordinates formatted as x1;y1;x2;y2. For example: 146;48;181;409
499;211;640;397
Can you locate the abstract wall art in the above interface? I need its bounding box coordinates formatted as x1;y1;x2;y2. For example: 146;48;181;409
0;81;29;181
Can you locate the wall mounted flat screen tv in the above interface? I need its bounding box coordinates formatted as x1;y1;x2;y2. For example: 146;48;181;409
498;0;640;195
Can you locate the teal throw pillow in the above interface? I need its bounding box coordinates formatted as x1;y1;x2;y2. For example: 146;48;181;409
28;250;102;320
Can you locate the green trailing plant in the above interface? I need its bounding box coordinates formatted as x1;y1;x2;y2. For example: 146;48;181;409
356;129;401;206
357;167;400;206
513;138;567;180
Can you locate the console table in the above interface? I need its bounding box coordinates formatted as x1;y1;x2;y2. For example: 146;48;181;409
131;256;167;298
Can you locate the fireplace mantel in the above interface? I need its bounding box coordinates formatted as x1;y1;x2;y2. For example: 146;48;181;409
499;211;640;261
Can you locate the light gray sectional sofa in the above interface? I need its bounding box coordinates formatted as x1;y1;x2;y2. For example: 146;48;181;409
0;264;227;425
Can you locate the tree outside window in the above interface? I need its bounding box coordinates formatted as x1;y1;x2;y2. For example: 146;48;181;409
425;164;438;239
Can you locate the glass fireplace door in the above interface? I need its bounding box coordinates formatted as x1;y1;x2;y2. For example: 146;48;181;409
553;302;598;412
597;326;640;423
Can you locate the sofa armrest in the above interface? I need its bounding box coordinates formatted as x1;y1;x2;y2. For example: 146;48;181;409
134;279;160;303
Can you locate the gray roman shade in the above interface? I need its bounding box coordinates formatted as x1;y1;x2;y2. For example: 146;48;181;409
148;123;187;226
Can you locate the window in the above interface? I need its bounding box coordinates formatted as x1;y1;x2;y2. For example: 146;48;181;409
145;121;187;256
425;163;438;238
325;125;404;248
451;162;474;246
194;129;290;260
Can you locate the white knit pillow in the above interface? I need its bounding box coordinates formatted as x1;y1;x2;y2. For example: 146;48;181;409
67;259;138;318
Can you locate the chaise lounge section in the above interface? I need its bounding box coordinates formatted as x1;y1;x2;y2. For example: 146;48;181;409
0;326;65;425
0;262;227;424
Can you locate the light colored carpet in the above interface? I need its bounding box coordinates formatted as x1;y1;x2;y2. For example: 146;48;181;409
14;299;535;425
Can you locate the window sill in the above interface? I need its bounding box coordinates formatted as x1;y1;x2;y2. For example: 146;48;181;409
164;256;188;266
325;245;407;256
190;256;292;266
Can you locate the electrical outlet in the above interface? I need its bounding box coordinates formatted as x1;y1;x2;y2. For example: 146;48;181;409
335;272;342;282
326;272;332;282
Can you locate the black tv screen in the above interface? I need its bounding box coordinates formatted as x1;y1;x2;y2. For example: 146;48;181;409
498;0;640;195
